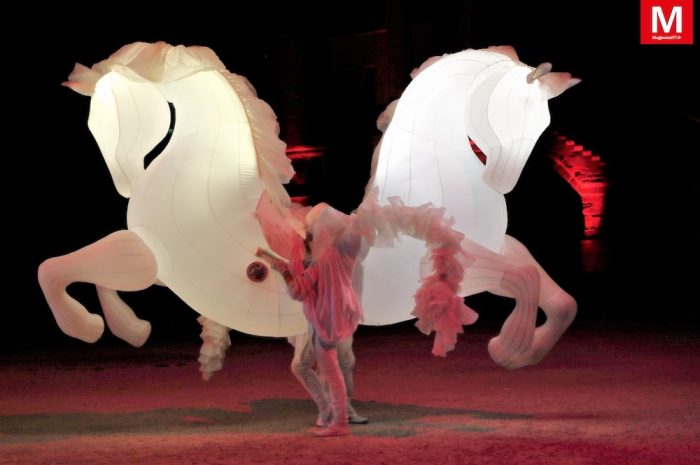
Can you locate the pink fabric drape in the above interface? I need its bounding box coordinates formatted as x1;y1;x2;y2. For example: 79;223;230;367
285;232;363;345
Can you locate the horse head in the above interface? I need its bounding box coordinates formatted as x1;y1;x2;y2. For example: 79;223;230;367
62;42;227;198
465;47;580;194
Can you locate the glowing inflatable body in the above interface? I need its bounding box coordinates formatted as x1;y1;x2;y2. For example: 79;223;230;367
361;47;579;368
39;42;579;371
38;42;306;346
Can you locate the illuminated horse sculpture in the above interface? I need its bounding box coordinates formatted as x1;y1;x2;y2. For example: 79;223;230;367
38;42;309;349
39;42;578;372
360;46;580;368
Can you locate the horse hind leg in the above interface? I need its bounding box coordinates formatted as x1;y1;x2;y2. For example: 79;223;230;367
38;230;158;344
485;264;541;369
457;242;540;370
498;235;577;367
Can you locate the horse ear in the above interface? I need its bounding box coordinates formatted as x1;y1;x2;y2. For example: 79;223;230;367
62;63;101;96
538;72;581;99
487;45;519;62
526;62;552;83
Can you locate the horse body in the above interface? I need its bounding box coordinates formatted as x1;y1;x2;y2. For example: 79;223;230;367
360;48;578;368
39;43;306;347
39;43;578;370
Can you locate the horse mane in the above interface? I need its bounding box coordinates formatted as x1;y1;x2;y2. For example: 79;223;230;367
223;71;293;211
65;41;293;211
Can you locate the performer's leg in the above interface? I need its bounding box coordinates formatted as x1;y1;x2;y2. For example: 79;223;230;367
312;332;350;437
289;332;331;425
337;336;369;424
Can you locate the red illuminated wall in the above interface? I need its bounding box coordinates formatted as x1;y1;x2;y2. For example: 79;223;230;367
548;134;608;271
285;145;325;205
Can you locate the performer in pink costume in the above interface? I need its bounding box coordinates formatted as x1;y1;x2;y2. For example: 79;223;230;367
260;202;363;437
288;332;368;427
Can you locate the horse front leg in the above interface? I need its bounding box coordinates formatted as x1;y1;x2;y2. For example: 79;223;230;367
498;235;577;366
458;240;540;370
38;230;158;343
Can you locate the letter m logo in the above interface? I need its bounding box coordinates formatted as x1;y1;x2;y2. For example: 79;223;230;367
653;6;682;32
641;0;694;44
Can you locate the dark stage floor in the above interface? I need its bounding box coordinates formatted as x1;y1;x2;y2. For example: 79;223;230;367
1;324;698;465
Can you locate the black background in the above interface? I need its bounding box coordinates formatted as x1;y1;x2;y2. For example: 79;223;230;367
4;1;698;351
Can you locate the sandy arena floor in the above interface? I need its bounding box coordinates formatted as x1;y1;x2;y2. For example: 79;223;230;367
1;324;698;465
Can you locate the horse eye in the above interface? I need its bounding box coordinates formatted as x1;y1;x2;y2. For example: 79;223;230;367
144;102;176;169
468;137;487;166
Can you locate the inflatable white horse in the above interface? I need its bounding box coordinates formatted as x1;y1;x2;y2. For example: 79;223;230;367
38;42;308;348
39;42;578;372
361;46;579;368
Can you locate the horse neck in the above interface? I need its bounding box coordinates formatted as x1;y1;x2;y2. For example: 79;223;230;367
134;71;260;209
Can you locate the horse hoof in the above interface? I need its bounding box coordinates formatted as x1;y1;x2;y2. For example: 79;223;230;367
58;312;105;343
488;336;549;369
123;320;151;348
487;336;511;364
487;337;529;370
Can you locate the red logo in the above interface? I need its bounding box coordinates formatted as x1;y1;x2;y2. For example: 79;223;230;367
641;0;694;44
